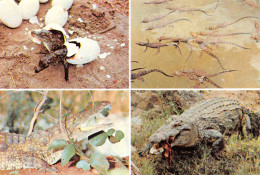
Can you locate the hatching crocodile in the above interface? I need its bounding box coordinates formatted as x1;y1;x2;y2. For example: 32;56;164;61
0;102;113;171
206;16;258;30
139;98;260;162
31;29;65;53
31;29;70;81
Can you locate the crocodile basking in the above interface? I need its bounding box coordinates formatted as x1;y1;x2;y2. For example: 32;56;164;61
0;101;113;171
139;98;260;161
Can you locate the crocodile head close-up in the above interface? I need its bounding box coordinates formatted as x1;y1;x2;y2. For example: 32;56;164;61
148;119;197;160
31;29;65;52
61;101;114;142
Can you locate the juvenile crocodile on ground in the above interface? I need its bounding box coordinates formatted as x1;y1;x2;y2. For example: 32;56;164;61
0;101;113;172
139;98;260;162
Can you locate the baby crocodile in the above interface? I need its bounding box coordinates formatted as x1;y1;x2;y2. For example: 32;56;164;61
142;10;175;23
193;31;251;37
131;69;173;81
140;98;260;162
241;0;260;9
166;6;211;16
31;29;65;52
171;69;237;88
136;39;181;54
146;18;192;31
206;16;258;30
143;0;173;5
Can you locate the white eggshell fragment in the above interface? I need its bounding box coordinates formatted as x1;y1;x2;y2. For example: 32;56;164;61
52;0;74;10
45;6;68;27
65;38;100;65
29;16;39;24
19;0;40;20
0;0;22;28
39;0;49;3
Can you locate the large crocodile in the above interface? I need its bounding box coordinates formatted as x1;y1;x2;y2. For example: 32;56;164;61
0;101;113;171
139;98;260;161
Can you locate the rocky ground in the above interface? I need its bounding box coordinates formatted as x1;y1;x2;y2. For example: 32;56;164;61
0;0;129;89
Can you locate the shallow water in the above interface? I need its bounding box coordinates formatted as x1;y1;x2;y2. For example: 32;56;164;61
131;0;260;88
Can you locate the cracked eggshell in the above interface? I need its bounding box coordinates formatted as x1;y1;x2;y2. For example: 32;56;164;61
43;23;69;41
45;5;68;27
52;0;74;10
65;38;100;65
0;0;22;28
19;0;40;20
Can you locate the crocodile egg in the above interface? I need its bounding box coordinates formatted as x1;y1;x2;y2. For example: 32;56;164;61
65;38;100;65
19;0;40;20
0;0;23;28
45;5;68;27
39;0;49;3
52;0;74;10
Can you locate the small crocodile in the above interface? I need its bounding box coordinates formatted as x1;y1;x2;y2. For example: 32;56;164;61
146;18;192;31
0;102;113;171
193;31;251;37
131;69;173;81
143;0;173;5
241;0;260;9
166;6;210;16
31;29;65;52
206;16;258;30
139;98;260;161
35;46;69;81
171;69;236;88
136;39;181;54
142;10;175;23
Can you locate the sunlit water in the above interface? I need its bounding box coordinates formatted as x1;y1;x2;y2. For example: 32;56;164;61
131;0;260;88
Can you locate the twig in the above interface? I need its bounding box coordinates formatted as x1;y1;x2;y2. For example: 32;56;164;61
27;90;49;136
59;90;65;138
108;79;123;88
88;90;95;108
98;24;117;34
8;72;16;88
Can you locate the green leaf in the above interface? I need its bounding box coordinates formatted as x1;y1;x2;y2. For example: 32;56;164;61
47;139;67;151
61;144;76;166
100;104;111;117
76;160;91;171
9;171;19;175
89;132;109;146
106;128;115;136
90;152;109;171
115;130;124;141
108;135;118;144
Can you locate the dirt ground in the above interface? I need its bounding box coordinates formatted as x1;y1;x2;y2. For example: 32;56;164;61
0;0;129;89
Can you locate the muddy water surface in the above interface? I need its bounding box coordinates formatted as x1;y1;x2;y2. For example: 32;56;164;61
131;0;260;88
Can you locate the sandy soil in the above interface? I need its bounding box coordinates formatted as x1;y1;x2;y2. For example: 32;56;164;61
0;0;129;89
